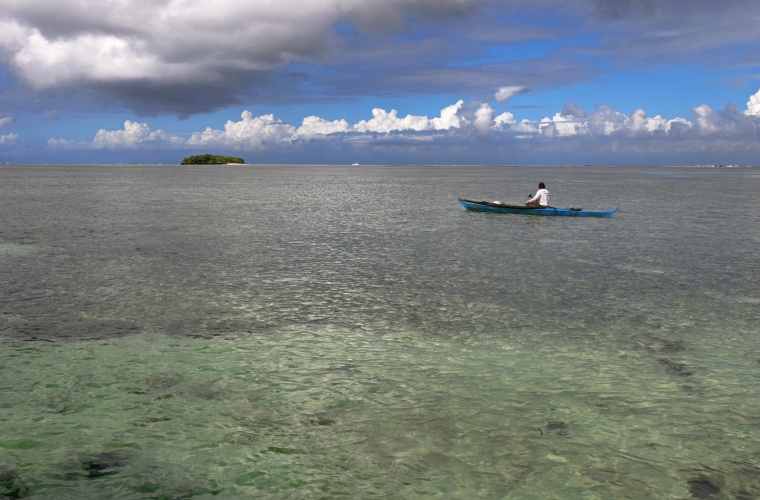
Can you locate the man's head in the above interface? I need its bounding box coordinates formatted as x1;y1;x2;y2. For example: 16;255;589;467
539;182;545;189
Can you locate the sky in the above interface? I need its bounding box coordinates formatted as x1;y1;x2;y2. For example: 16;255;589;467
1;0;760;165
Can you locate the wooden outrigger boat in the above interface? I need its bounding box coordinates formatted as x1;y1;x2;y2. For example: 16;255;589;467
458;198;619;217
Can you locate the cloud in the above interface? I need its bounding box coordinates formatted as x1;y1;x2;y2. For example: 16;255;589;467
50;103;463;150
48;87;760;163
493;111;515;130
91;121;181;149
354;108;434;134
187;111;296;149
593;0;657;20
353;100;465;133
494;86;527;103
0;115;14;128
692;104;718;135
0;132;18;144
474;103;494;134
540;122;557;137
3;0;758;120
510;119;539;134
190;100;467;147
487;97;705;139
507;95;760;142
49;120;182;149
47;137;78;148
582;0;760;72
0;0;490;115
432;100;467;130
745;89;760;116
57;99;469;150
628;109;690;134
541;113;582;136
560;99;587;118
294;116;352;138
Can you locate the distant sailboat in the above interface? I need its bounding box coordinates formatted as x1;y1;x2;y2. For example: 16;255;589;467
351;163;360;166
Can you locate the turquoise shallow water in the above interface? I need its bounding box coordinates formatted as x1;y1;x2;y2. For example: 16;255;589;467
1;165;759;498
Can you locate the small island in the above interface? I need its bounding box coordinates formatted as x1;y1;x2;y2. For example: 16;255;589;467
181;154;246;165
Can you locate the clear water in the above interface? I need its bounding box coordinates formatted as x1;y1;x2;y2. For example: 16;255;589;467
1;165;759;499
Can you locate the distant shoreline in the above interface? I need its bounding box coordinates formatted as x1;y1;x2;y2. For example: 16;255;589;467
0;163;756;168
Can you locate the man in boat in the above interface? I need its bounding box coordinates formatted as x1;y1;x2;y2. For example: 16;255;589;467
526;182;549;207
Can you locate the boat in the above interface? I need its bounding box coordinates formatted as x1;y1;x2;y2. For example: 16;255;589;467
458;198;619;217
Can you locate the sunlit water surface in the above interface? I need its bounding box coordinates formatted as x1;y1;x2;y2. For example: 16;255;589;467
1;165;759;499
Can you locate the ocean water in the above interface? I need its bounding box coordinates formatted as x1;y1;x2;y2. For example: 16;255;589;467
1;164;759;499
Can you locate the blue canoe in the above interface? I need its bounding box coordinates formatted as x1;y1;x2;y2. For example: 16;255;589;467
459;198;619;217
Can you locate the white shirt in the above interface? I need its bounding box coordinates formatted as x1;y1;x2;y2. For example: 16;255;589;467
529;188;549;206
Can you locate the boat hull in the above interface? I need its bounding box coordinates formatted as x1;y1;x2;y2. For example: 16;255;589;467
458;198;619;217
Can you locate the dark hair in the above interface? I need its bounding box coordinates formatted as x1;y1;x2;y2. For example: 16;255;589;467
538;182;545;189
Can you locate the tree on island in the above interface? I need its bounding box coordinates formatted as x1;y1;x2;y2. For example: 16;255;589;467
181;154;245;164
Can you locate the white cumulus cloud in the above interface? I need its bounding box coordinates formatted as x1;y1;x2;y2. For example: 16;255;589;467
474;103;494;133
354;108;433;133
492;112;515;130
187;111;296;149
353;100;465;133
542;113;586;136
48;87;760;152
431;100;466;130
511;119;539;134
692;104;718;134
493;102;700;139
91;121;180;149
0;132;18;144
629;110;690;134
295;116;352;138
49;101;470;150
745;88;760;116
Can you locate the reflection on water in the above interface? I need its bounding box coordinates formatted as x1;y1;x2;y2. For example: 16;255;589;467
1;165;759;498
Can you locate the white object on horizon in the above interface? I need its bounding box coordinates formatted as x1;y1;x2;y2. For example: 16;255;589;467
352;162;360;165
